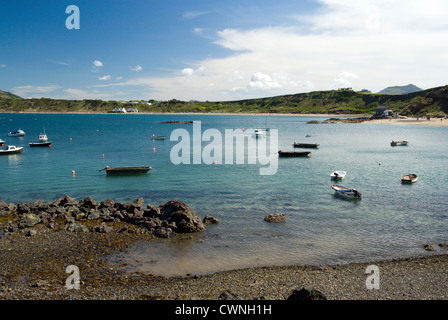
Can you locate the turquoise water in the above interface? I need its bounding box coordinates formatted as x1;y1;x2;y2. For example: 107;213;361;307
1;113;447;276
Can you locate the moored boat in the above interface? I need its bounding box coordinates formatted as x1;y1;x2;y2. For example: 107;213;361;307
278;150;311;157
293;142;319;148
391;140;408;146
401;173;418;184
330;171;346;180
0;145;24;155
254;128;264;137
8;129;25;137
331;184;362;199
100;166;152;174
151;134;166;140
0;139;4;146
29;131;52;147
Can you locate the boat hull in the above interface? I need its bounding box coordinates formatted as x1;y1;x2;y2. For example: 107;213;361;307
391;140;408;146
401;174;418;184
0;146;23;155
103;166;152;174
330;171;346;180
331;184;362;199
293;143;319;148
278;151;311;157
29;142;52;147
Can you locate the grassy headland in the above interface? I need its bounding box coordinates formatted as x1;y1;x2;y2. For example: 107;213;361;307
1;85;447;117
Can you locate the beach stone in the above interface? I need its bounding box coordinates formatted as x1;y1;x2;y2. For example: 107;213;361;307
0;201;15;216
202;215;220;224
287;287;327;300
79;196;98;210
143;204;161;218
424;244;435;251
159;200;205;233
439;243;448;248
153;226;176;238
218;291;239;300
19;213;41;228
52;195;78;207
65;222;88;233
264;213;286;223
93;223;113;233
26;229;37;237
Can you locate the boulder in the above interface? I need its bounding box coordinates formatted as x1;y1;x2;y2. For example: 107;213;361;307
153;226;176;238
203;215;220;224
19;213;41;228
79;196;98;210
159;200;204;233
93;223;113;233
65;222;88;233
287;288;327;300
264;213;286;223
52;195;78;207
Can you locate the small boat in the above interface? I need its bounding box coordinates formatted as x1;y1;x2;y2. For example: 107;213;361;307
29;131;52;147
151;134;166;140
391;140;408;146
99;166;152;175
278;150;311;157
254;128;264;137
331;171;346;180
331;184;362;199
293;142;319;148
401;174;418;184
0;145;23;155
0;139;4;146
8;129;25;137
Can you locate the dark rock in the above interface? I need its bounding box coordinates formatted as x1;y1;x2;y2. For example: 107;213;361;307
19;213;41;228
203;215;220;224
159;200;204;233
79;196;98;210
65;222;88;233
93;223;113;233
52;195;78;207
99;198;115;209
153;227;176;238
287;288;327;300
439;243;448;248
264;213;286;223
218;291;239;300
143;204;161;218
17;202;31;214
115;225;128;233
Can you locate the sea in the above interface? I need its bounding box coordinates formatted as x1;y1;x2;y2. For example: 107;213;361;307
1;112;447;276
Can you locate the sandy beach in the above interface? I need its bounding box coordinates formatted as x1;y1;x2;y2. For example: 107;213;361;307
367;117;448;127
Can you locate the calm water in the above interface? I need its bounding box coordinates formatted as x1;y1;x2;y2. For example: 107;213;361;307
1;113;447;276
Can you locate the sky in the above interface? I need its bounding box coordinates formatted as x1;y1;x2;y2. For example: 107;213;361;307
1;0;448;101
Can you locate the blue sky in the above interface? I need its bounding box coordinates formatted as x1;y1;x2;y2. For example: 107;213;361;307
1;0;448;101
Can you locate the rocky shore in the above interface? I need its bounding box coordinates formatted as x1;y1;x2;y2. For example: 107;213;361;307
1;196;447;300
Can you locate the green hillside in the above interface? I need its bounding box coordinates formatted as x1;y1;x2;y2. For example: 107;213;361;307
0;85;447;117
377;84;422;95
0;90;22;99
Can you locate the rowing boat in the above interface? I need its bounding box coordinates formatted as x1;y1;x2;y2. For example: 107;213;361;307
100;166;152;174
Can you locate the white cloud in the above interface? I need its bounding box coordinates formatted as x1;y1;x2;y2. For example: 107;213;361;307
85;0;448;100
11;85;60;98
129;65;142;72
93;60;103;67
182;11;208;20
0;64;6;68
99;75;111;81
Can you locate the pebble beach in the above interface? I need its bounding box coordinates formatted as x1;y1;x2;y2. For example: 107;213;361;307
1;220;447;301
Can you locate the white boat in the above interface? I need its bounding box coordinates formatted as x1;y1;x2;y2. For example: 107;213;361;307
331;171;346;180
401;174;418;184
391;140;408;146
8;129;25;137
29;133;52;147
254;128;264;137
331;184;362;199
0;145;24;155
151;134;166;140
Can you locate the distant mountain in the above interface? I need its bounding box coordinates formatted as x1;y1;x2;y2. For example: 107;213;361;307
377;84;422;95
0;90;22;99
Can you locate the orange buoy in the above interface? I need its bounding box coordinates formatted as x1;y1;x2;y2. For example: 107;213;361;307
153;148;156;152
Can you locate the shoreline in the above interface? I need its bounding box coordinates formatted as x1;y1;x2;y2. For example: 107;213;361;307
0;226;447;300
2;110;447;127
